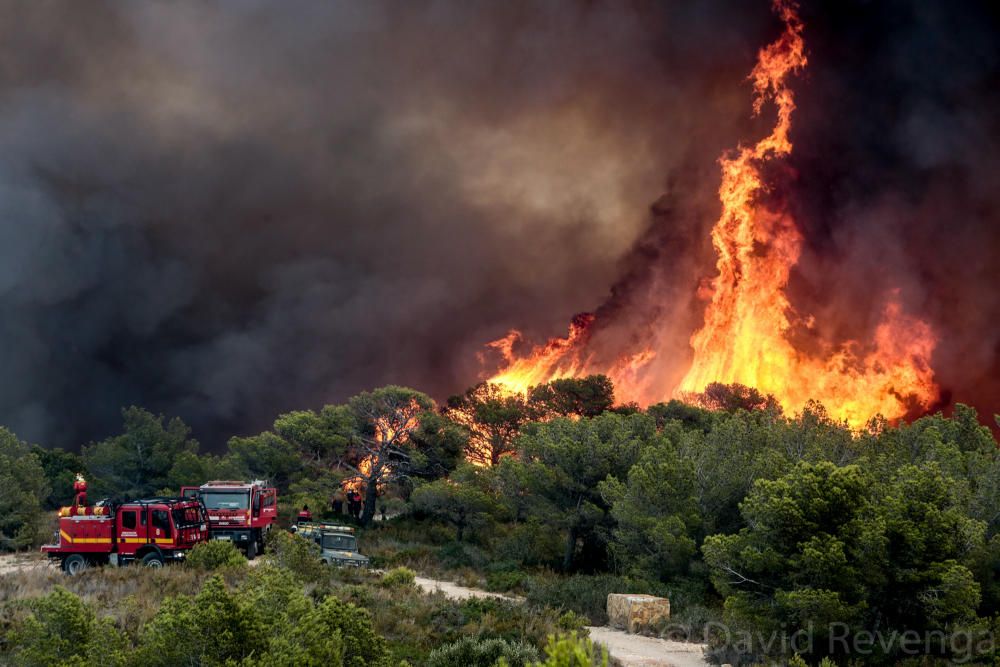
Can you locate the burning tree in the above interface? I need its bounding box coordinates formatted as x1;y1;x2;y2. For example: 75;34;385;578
528;375;615;418
694;382;780;414
345;386;434;525
447;375;617;467
446;383;538;467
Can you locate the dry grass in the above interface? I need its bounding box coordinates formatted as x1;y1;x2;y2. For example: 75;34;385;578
0;545;586;665
0;557;250;640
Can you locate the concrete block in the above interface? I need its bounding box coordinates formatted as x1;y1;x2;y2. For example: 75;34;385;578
606;593;670;634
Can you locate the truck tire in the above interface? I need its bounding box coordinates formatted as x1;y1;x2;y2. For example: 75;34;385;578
62;554;87;575
246;538;257;560
142;552;164;568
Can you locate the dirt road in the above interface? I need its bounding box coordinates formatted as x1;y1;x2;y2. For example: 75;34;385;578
585;626;709;667
0;553;51;577
413;575;709;667
413;576;521;602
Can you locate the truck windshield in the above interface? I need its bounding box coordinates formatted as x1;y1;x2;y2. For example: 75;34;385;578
173;506;203;528
322;535;356;551
201;491;249;510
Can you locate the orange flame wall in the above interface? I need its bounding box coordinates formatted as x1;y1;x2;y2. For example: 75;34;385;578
484;0;938;428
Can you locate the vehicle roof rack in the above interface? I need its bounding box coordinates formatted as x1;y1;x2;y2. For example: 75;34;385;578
297;522;355;534
129;496;197;506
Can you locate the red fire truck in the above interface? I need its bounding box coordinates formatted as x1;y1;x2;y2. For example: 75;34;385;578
180;480;277;558
41;476;209;575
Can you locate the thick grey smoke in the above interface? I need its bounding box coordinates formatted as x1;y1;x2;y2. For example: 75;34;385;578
4;1;997;448
0;0;768;447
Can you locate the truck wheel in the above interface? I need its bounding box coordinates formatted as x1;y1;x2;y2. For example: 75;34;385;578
62;554;87;575
246;539;257;560
142;552;164;568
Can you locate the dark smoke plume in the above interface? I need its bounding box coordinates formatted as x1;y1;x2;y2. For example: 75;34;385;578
0;1;997;447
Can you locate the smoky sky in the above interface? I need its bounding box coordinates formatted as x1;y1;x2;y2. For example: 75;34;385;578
0;0;998;449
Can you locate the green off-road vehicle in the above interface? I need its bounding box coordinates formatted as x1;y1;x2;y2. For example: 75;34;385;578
294;522;370;568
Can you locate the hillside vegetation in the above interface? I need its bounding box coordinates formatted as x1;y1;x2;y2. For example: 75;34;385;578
3;378;1000;664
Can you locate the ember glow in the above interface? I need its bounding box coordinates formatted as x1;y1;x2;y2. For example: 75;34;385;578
342;455;376;493
342;409;418;491
485;0;939;427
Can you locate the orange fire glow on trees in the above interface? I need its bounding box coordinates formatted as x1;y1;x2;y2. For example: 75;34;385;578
484;0;938;428
341;402;421;492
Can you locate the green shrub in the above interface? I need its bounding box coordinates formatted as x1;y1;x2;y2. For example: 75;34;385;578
238;563;305;614
136;575;267;666
437;541;487;569
540;575;669;625
494;520;564;568
340;583;376;607
310;595;390;667
427;636;539;667
132;568;389;667
239;564;389;666
382;566;416;589
526;575;652;625
265;529;326;582
486;569;529;594
531;633;608;667
185;539;247;570
556;611;589;633
264;620;345;666
366;544;428;570
459;596;586;648
8;586;129;666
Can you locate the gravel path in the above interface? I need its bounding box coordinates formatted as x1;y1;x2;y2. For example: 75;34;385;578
413;574;708;667
413;576;522;602
585;626;709;667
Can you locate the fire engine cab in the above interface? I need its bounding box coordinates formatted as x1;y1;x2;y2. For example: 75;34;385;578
41;475;209;575
181;480;277;558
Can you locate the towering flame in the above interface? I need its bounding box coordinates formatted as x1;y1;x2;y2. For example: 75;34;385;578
483;0;938;427
675;0;937;425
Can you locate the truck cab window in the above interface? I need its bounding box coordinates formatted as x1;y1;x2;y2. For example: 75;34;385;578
122;511;137;530
201;491;250;510
152;509;172;538
322;535;357;551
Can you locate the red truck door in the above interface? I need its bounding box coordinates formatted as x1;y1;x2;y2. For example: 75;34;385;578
150;507;174;545
250;487;278;526
116;506;148;556
262;488;277;522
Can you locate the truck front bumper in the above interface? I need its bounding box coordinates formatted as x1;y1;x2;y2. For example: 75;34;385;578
209;529;251;543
